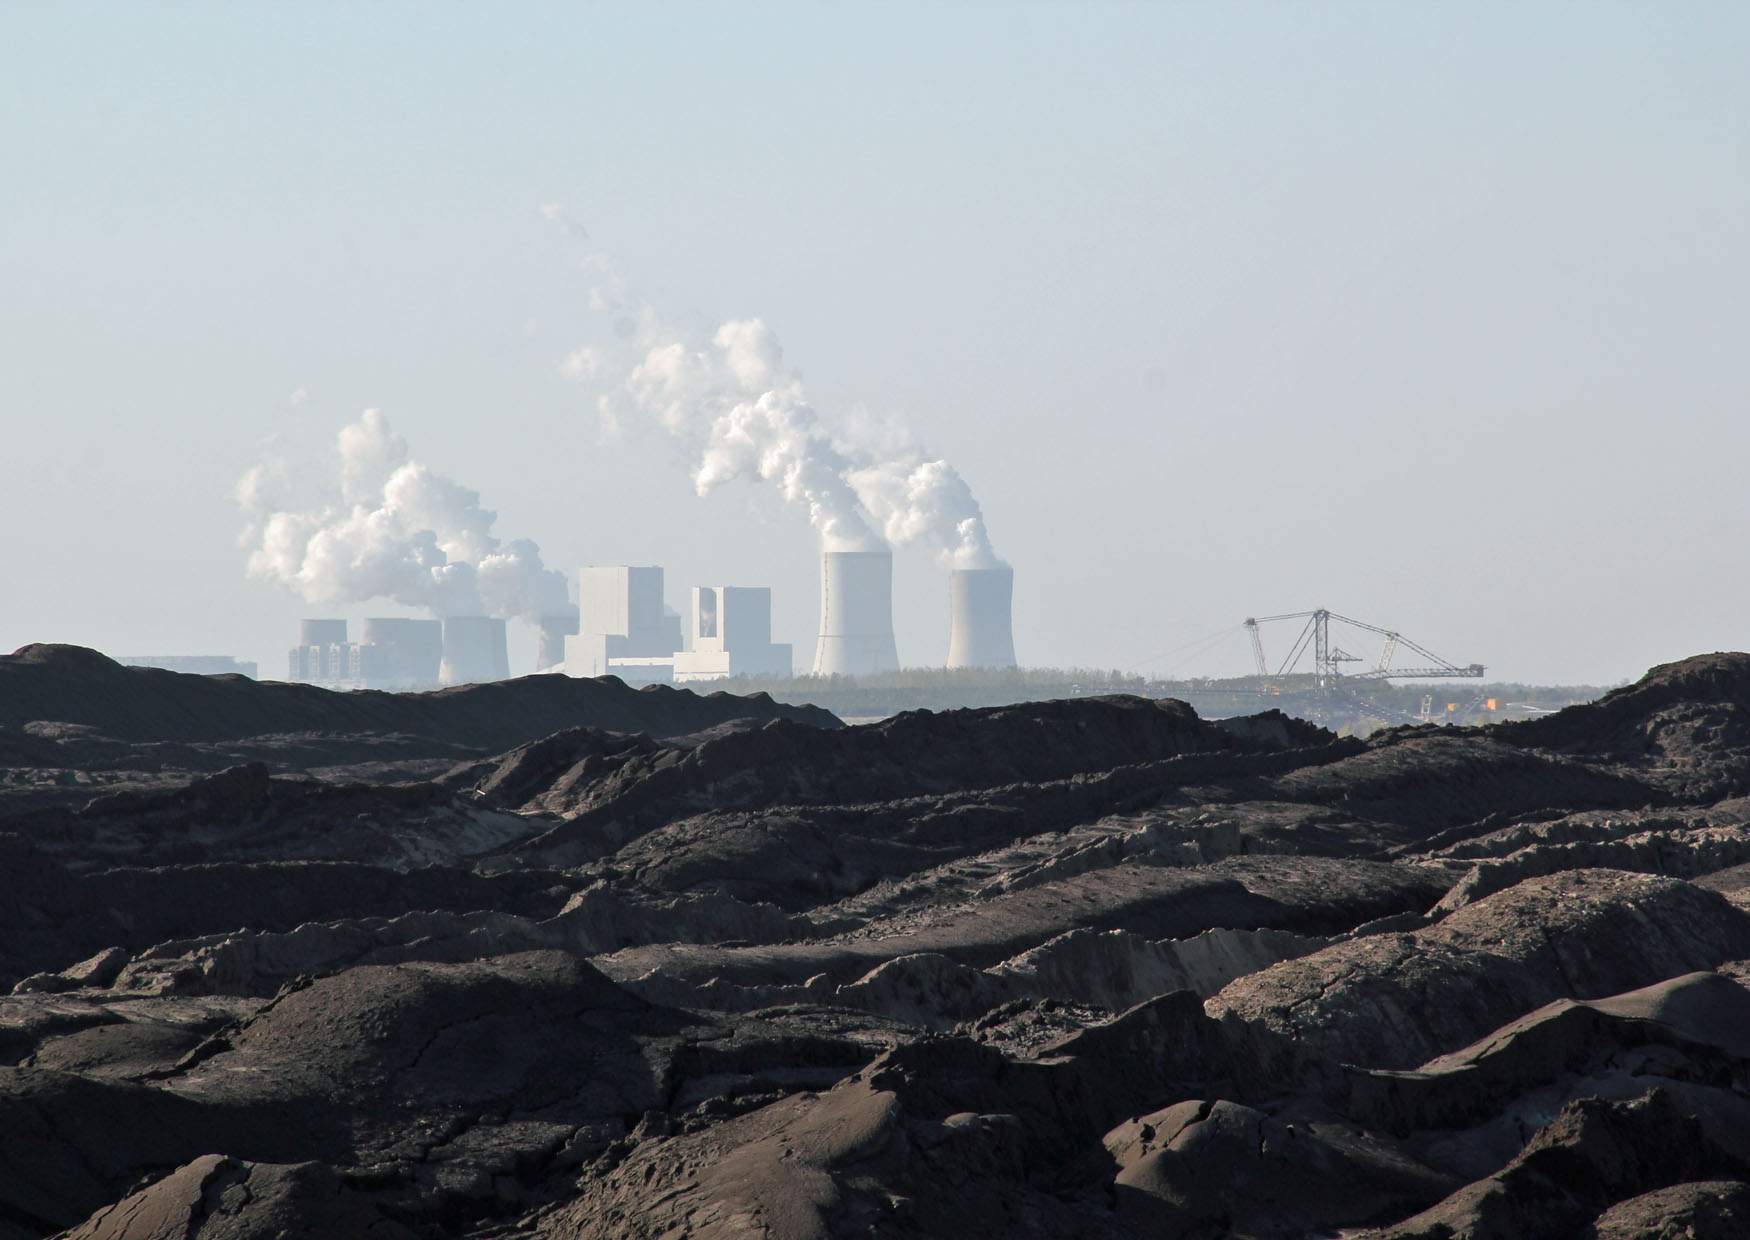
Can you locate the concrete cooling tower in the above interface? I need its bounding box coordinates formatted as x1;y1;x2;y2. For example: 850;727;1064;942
293;619;348;681
535;609;580;672
812;550;900;677
439;617;509;686
946;566;1017;669
360;618;443;686
298;619;348;647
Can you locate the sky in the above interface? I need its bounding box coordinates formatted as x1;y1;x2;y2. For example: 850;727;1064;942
2;2;1747;685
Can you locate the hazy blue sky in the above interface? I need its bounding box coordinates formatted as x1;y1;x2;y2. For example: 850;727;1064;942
3;3;1747;684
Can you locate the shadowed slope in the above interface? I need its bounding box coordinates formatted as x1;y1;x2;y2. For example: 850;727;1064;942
0;644;838;749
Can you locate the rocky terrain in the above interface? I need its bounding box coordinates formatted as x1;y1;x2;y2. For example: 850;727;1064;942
7;644;1750;1236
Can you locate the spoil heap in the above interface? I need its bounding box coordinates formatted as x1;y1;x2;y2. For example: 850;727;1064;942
7;648;1750;1237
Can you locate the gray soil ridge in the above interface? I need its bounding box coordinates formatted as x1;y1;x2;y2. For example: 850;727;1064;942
7;647;1750;1236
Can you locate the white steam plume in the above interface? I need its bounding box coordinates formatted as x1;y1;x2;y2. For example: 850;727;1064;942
538;201;589;242
846;457;1001;569
237;410;570;621
612;318;883;552
551;225;1003;565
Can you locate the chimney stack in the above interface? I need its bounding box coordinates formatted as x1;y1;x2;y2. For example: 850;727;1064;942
945;566;1016;669
811;550;900;677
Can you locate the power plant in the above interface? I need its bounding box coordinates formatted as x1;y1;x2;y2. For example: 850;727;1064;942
289;618;350;682
535;608;580;673
249;399;1022;691
287;618;444;689
358;618;443;686
673;586;793;682
440;617;510;686
565;566;684;682
811;550;901;677
945;565;1017;669
280;548;1019;689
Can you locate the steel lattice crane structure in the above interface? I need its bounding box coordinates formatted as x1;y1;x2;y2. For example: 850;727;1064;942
1241;609;1484;689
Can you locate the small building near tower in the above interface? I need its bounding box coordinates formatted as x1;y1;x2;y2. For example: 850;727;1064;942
672;586;792;682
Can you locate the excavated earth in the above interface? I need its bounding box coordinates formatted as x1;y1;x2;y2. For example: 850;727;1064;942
9;644;1750;1236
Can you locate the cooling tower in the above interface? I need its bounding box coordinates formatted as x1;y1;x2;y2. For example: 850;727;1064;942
811;550;900;677
535;608;580;672
439;617;509;686
360;617;443;685
946;566;1017;669
298;619;347;647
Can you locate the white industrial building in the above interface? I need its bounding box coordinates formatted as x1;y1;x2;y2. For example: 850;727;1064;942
564;565;684;683
672;586;793;682
562;566;795;684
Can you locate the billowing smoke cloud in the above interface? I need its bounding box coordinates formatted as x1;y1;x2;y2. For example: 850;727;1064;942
846;458;1001;569
538;201;589;243
554;226;1004;566
237;410;570;620
607;319;883;552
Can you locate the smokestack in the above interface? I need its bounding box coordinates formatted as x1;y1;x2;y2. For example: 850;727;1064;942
946;566;1016;669
535;607;580;672
360;618;442;686
812;550;900;677
439;617;509;686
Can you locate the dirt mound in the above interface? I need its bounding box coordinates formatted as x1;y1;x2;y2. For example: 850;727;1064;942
1501;652;1750;787
0;833;568;990
500;694;1307;821
1208;870;1750;1076
13;645;1750;1235
1362;1090;1750;1239
59;1154;415;1239
501;701;1352;866
1269;732;1660;833
1589;1180;1750;1239
185;952;667;1115
0;643;837;749
1105;1098;1453;1236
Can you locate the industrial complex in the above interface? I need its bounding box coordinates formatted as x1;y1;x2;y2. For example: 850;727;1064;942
283;550;1019;689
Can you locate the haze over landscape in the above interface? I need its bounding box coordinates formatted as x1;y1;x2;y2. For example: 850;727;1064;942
18;8;1750;1239
5;3;1748;683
